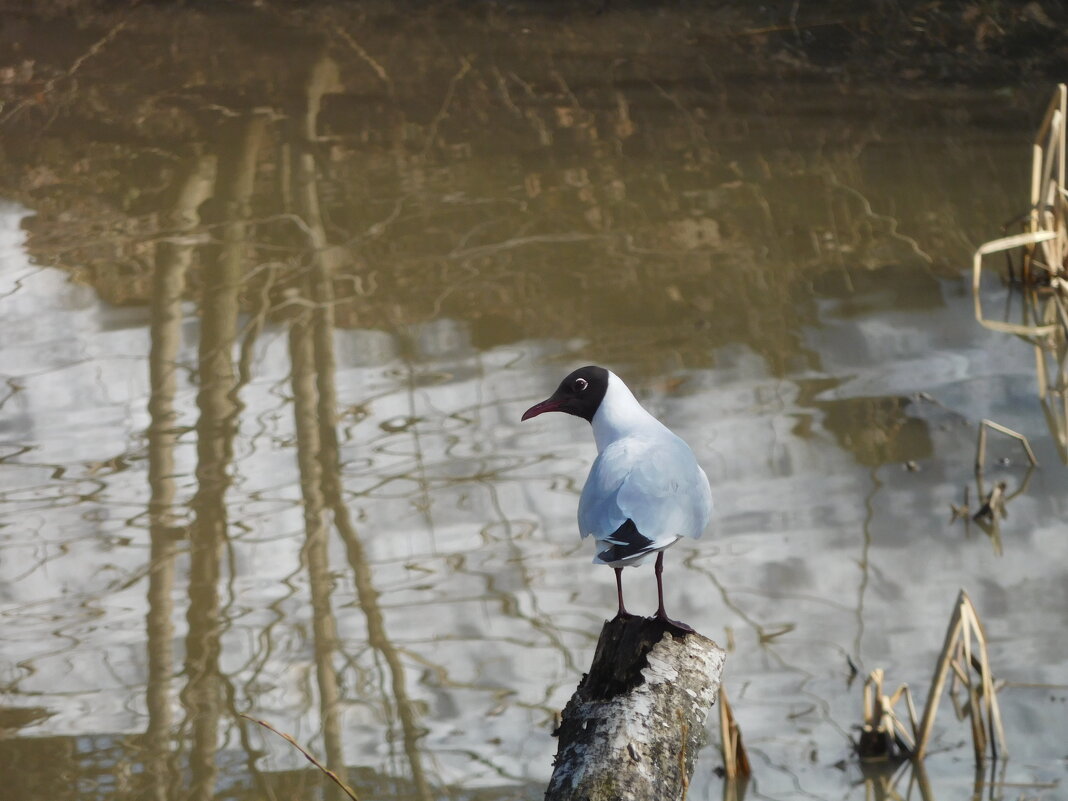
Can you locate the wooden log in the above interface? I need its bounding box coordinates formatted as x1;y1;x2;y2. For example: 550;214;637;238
545;617;726;801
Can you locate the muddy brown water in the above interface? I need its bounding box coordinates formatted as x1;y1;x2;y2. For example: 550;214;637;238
1;5;1067;800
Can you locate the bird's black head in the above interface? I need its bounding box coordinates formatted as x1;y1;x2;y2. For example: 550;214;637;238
521;365;610;423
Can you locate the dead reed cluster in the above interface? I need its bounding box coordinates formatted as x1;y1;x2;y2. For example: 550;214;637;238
972;84;1068;462
850;87;1068;775
857;590;1006;766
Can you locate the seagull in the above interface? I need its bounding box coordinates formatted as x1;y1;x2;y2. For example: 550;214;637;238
522;365;713;631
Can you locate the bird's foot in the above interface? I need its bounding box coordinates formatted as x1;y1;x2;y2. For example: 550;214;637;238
612;608;637;622
654;609;695;635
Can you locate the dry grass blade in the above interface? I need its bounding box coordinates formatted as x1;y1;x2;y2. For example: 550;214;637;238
241;714;361;801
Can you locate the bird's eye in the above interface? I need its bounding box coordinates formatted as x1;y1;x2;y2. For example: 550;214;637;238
573;378;588;391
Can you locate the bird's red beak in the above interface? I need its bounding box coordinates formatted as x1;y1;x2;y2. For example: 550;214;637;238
521;397;563;421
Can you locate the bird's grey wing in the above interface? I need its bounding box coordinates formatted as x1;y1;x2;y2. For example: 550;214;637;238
615;436;713;541
577;440;641;540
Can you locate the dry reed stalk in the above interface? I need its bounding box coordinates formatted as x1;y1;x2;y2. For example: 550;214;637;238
974;85;1068;339
971;481;1007;527
975;419;1039;472
241;714;361;801
913;591;1007;762
718;685;751;779
972;230;1059;336
858;669;918;760
1041;394;1068;462
1029;84;1066;280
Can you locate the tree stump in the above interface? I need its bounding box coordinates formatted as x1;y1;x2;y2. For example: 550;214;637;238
545;617;726;801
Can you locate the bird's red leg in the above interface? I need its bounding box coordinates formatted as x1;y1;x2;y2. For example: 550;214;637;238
613;567;635;620
654;551;694;633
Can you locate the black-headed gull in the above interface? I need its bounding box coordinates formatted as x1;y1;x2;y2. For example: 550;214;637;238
522;365;713;631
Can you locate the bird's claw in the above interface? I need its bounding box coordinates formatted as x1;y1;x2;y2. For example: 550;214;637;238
655;610;695;635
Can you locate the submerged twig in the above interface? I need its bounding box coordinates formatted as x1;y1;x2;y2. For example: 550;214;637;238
420;56;473;159
241;714;361;801
332;26;393;94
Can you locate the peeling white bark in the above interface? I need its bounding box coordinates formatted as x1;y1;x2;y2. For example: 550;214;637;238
545;617;726;801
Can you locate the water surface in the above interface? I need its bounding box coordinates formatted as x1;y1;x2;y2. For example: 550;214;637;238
1;5;1066;800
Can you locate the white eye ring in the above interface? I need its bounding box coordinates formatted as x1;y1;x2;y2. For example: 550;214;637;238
574;378;588;391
